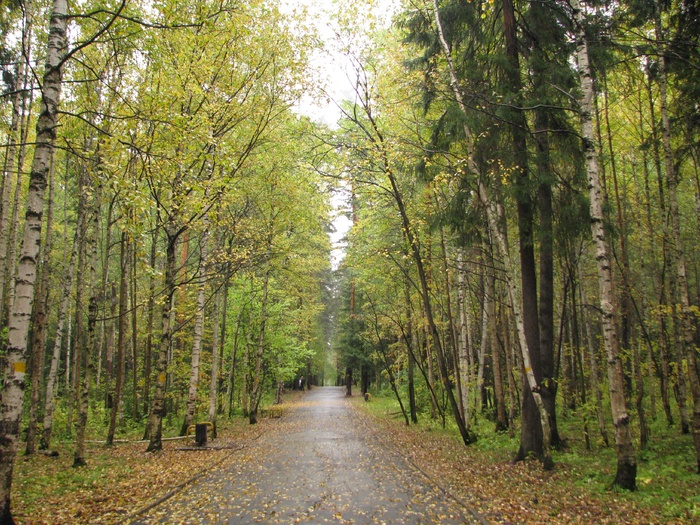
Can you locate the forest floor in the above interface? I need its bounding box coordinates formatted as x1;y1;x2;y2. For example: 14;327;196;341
13;390;700;524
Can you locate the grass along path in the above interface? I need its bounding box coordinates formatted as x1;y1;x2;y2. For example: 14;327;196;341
356;394;699;524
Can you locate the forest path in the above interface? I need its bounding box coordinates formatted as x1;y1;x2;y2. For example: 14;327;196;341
130;386;483;524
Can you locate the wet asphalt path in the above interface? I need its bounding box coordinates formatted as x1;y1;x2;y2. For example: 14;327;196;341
131;387;481;525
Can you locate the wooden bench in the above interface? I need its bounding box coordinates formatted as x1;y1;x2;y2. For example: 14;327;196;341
261;405;284;418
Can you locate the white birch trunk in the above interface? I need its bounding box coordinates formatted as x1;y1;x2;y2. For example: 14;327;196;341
457;249;471;426
183;227;209;433
208;287;221;434
0;0;67;520
572;0;636;489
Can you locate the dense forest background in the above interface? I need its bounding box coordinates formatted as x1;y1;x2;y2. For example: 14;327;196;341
1;0;699;521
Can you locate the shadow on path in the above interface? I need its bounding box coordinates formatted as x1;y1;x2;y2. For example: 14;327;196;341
131;386;483;524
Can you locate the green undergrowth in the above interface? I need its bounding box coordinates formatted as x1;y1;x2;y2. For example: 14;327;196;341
361;390;700;522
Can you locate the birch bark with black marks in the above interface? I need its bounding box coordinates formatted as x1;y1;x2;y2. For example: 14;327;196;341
571;0;636;489
0;0;68;520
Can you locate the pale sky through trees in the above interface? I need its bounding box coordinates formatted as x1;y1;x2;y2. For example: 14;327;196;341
279;0;398;269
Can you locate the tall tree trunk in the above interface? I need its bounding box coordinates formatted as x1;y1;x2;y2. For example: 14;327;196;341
208;287;221;437
477;264;489;415
0;1;33;328
572;0;636;489
405;277;418;424
439;230;463;416
654;2;699;462
146;226;179;452
457;248;472;427
249;261;271;425
502;301;517;438
107;232;127;446
488;261;507;432
501;0;552;462
143;232;157;415
241;307;251;418
227;293;241;418
644;66;674;428
182;228;209;434
25;158;55;455
73;156;101;466
131;237;139;420
0;0;68;519
431;0;548;458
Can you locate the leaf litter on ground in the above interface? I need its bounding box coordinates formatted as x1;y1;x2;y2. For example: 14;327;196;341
13;392;700;524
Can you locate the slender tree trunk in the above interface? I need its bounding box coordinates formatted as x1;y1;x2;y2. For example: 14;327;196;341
572;0;636;489
227;297;241;418
425;324;437;419
73;158;101;466
502;302;517;438
477;261;489;415
644;67;674;428
25;158;55;455
405;278;418;424
241;308;251;418
578;261;609;447
488;263;507;431
0;0;68;519
431;0;547;455
457;249;472;427
67;185;88;434
217;275;229;405
146;226;179;452
107;232;127;446
249;261;271;424
439;230;463;416
182;228;209;434
208;287;221;437
0;1;33;328
143;233;157;415
654;2;699;461
131;238;139;420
